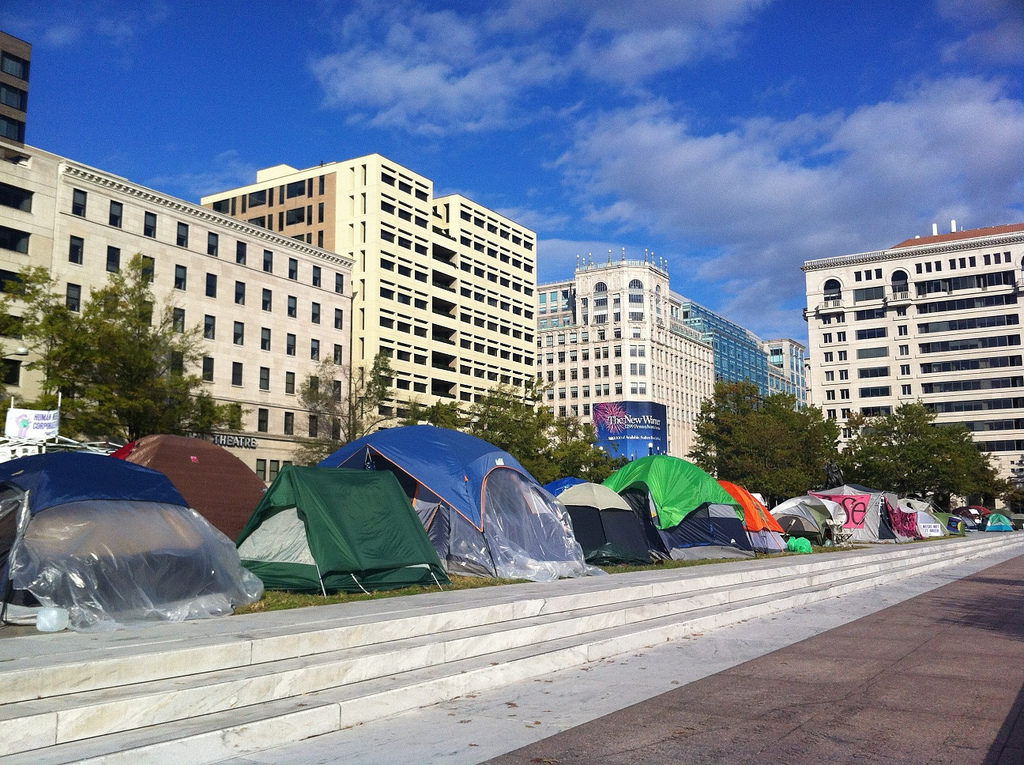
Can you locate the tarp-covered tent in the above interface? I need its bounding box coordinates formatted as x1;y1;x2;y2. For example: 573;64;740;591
236;466;449;593
898;498;949;538
557;482;650;565
112;434;267;540
770;495;847;546
603;455;753;559
811;484;916;543
980;512;1013;532
718;480;786;553
319;426;589;581
0;452;262;631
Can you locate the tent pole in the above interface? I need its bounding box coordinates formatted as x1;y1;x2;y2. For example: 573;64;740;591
313;560;327;597
349;573;370;595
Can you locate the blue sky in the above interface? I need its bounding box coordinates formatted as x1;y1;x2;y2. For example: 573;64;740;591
4;0;1023;344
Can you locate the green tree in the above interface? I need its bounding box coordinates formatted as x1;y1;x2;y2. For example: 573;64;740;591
464;379;622;485
838;402;1007;510
690;381;839;506
0;257;240;441
293;353;395;464
400;399;465;429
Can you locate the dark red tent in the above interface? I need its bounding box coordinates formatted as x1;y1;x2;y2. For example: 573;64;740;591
112;435;266;540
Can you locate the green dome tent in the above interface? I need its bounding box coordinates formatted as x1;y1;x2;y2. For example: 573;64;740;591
602;456;752;560
603;455;740;528
237;466;449;594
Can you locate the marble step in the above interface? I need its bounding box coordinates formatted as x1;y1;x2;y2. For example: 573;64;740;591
1;534;1005;708
1;535;1017;761
8;536;1018;765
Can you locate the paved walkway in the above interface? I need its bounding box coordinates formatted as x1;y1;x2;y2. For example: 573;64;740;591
488;554;1024;765
227;544;1023;764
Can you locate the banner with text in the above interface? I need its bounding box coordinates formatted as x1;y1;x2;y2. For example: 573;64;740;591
5;408;60;441
592;401;668;460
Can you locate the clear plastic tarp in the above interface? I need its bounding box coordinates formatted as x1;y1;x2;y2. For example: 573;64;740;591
7;498;263;631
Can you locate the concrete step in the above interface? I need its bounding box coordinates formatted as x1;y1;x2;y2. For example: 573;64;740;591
1;534;1019;764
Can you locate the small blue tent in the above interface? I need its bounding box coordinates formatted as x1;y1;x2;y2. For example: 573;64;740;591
319;426;589;581
0;452;261;630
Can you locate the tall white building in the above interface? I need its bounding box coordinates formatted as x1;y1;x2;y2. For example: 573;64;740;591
0;141;352;481
201;156;537;416
537;256;714;459
803;221;1024;483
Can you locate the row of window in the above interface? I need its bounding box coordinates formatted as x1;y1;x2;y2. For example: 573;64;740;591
68;188;345;291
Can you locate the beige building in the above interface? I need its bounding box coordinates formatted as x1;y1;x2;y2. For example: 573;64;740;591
0;141;353;481
803;221;1024;485
201;156;537;414
537;256;714;458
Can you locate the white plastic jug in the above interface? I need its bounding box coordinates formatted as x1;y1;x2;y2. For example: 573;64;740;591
36;607;69;632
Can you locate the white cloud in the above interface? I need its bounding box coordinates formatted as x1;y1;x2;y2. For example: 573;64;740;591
556;76;1024;339
309;0;773;134
147;150;258;203
937;0;1024;65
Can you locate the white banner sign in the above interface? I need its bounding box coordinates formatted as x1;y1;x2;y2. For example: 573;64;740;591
5;408;60;441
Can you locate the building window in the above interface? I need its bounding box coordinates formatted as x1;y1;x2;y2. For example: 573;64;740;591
257;408;269;432
283;411;294;435
288;258;298;280
174;264;187;290
259;367;270;392
205;273;217;297
333;344;342;364
308;415;318;438
255;459;266;481
311;302;320;324
233;321;244;345
286;333;296;356
71;189;87;216
171;307;185;333
204;314;216;339
66;283;81;312
106;246;120;272
207;232;219;257
0;225;29;253
231;362;243;386
108;201;122;228
285;371;295;394
312;266;321;287
262;288;272;311
235;281;245;305
263;249;273;273
236;241;247;264
202;356;214;382
144;211;157;238
310;338;320;360
68;235;84;264
287;295;297;317
176;222;189;248
0;182;34;212
335;273;344;294
261;327;271;351
334;308;343;330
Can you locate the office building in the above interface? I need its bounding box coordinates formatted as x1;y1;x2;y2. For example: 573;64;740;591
201;156;537;415
803;221;1024;483
537;255;714;459
764;337;807;405
0;141;353;480
678;299;774;396
0;32;29;146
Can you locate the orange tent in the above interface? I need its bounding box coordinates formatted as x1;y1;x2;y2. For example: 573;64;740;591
718;481;785;534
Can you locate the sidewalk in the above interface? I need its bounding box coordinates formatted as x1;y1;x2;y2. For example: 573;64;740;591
489;553;1024;765
225;542;1023;764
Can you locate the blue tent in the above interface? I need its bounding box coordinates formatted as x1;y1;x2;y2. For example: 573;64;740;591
544;476;585;496
319;426;589;581
0;452;261;630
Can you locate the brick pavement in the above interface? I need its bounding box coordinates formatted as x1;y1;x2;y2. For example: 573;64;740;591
487;554;1024;765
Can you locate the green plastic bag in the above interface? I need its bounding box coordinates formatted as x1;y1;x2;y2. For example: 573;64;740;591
786;536;812;553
